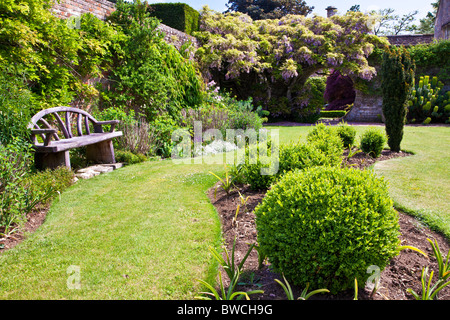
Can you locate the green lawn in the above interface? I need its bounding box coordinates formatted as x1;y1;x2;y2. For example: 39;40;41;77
0;160;224;299
0;124;448;299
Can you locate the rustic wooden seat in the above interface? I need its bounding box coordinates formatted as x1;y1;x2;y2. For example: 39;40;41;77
28;106;123;170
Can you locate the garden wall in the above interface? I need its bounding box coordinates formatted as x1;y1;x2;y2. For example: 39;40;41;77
51;0;197;49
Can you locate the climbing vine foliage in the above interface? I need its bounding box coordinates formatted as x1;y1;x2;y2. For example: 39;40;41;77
194;7;388;119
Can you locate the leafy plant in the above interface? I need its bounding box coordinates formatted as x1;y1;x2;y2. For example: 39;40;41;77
254;243;267;270
208;237;255;281
255;166;401;294
306;123;344;164
210;166;238;197
407;267;450;300
275;274;329;300
0;139;33;233
360;128;387;158
196;271;263;300
427;238;450;282
407;76;449;124
381;46;415;152
195;8;388;121
335;123;357;148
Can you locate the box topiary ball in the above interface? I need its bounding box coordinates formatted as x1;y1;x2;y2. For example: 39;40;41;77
255;166;401;294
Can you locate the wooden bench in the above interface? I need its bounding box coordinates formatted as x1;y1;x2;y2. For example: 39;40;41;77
28;106;123;170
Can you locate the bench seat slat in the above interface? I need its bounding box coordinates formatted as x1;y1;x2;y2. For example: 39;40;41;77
33;132;123;153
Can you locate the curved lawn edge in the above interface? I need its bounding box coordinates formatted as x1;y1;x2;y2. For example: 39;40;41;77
0;159;224;299
373;126;450;240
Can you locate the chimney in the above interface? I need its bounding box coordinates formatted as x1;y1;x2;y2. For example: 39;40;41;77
326;6;338;18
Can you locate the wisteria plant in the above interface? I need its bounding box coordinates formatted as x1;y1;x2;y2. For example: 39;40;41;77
194;7;388;119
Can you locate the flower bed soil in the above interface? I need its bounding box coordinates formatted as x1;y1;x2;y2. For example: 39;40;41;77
207;150;450;300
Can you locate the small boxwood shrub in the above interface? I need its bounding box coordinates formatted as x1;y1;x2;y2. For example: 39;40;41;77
255;166;401;294
306;123;344;165
240;137;341;190
360;128;387;158
335;123;357;148
239;140;279;191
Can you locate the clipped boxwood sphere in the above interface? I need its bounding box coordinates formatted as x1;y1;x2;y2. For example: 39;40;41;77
255;166;401;294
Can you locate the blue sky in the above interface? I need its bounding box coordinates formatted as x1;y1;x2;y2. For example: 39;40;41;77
144;0;435;19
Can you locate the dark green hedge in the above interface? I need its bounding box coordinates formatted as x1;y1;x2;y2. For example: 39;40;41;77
319;110;347;118
148;3;199;35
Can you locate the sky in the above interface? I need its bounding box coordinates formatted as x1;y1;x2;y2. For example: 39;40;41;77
144;0;435;20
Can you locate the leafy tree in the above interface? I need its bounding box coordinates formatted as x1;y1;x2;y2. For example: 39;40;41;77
414;1;440;34
195;7;387;120
348;5;361;12
371;8;418;35
324;71;355;111
225;0;314;20
380;47;415;152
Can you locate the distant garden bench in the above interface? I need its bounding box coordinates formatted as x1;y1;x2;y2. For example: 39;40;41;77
28;107;123;170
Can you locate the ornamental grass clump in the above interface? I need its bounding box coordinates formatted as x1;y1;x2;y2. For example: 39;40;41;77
255;166;401;294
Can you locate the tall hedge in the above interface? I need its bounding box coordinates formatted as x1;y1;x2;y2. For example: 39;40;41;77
380;46;415;152
148;3;200;35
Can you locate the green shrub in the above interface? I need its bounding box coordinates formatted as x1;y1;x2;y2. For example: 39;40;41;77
0;139;33;232
24;167;75;207
240;135;341;190
0;68;37;145
293;76;327;123
360;128;387;158
115;150;148;164
255;166;401;294
423;117;432;125
408;76;449;124
148;2;200;35
381;46;415;152
240;140;279;191
319;110;347;118
306;123;344;165
335;123;357;148
104;0;204;122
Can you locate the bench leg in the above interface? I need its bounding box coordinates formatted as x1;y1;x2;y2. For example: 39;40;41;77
86;139;116;164
35;151;71;170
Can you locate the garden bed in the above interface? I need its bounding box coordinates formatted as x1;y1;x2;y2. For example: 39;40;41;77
208;150;450;300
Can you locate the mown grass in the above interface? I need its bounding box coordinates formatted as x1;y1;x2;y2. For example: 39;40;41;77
0;160;224;299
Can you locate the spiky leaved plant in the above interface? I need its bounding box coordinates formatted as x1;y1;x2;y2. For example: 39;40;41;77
380;46;415;152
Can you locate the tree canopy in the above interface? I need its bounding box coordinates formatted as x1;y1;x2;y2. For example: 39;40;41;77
225;0;314;20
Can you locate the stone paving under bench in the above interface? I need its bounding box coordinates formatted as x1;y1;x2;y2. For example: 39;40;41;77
74;163;123;181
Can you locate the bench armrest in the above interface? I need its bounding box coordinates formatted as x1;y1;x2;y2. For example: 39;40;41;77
31;129;57;146
93;120;120;133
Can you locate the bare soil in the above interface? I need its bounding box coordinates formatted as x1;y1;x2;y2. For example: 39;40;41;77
208;150;450;300
0;205;49;253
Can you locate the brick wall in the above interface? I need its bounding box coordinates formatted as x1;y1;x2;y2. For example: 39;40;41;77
52;0;115;20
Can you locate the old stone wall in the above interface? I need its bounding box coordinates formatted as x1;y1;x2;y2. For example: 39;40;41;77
435;0;450;40
386;34;434;46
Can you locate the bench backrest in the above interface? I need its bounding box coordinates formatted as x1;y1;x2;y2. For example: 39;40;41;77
28;106;101;141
